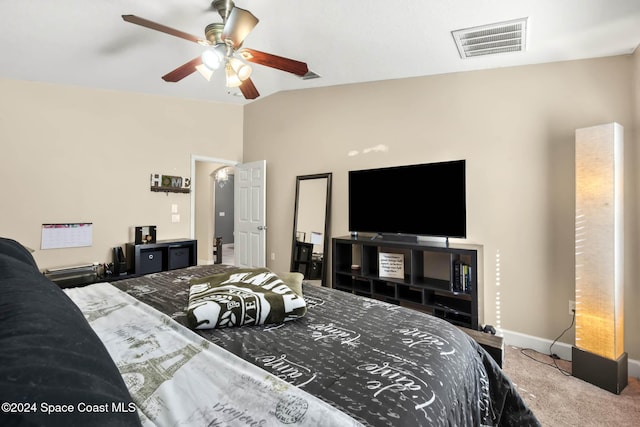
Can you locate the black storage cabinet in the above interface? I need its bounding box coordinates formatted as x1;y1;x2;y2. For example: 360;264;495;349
332;235;480;330
138;248;164;274
168;245;192;270
126;239;197;275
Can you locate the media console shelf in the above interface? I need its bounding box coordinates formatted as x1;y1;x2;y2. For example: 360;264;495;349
332;235;481;330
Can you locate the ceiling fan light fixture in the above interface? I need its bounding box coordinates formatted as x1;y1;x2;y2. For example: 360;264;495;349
225;63;242;87
201;44;226;70
228;57;252;81
121;5;309;101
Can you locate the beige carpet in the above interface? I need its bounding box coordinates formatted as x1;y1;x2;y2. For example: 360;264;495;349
501;345;640;426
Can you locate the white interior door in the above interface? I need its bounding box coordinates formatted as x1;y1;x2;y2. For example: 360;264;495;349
234;160;266;268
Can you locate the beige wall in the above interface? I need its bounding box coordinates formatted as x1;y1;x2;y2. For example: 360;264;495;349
244;55;639;359
1;53;638;360
0;79;243;269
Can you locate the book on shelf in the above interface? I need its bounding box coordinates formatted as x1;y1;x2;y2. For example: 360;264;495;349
451;260;472;294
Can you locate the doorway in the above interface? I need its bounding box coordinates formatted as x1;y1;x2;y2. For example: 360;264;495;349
191;156;267;268
191;155;237;265
213;166;235;265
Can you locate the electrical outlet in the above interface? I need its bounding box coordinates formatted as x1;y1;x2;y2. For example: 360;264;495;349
271;252;276;261
569;300;576;315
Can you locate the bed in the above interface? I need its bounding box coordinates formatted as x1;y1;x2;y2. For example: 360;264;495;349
0;238;540;426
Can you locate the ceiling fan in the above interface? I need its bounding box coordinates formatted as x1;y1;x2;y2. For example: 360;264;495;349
122;0;311;100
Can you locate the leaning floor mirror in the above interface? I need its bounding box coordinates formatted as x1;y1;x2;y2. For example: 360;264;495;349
291;173;332;286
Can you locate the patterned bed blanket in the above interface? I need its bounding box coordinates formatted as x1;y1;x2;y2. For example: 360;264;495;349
65;283;362;427
104;264;539;427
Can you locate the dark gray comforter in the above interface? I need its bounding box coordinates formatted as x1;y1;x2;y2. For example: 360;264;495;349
111;264;539;427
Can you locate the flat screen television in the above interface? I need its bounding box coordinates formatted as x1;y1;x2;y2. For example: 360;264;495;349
348;160;466;238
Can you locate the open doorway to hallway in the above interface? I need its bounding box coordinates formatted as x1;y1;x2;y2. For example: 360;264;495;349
221;242;234;264
193;156;237;266
213;166;234;265
192;157;267;268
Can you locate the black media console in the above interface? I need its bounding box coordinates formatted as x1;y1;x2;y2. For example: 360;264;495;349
332;235;481;330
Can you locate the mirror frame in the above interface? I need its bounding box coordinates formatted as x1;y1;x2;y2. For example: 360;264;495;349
290;173;332;286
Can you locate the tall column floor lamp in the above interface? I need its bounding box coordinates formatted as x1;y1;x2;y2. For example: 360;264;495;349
573;122;627;394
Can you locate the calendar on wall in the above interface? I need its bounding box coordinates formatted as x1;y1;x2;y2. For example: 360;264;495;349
41;223;93;250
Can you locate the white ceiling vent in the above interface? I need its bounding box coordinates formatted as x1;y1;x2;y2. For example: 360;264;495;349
452;17;528;59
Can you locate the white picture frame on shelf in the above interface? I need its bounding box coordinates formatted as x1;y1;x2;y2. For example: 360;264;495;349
379;252;404;279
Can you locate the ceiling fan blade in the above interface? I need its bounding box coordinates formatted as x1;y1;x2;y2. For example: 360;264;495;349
239;48;309;77
162;57;203;82
239;78;260;100
221;7;259;48
122;15;209;45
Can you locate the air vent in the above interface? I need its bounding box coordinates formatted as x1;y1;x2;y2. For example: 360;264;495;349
452;17;528;59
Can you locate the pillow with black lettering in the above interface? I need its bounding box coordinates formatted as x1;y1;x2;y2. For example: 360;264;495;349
186;268;307;329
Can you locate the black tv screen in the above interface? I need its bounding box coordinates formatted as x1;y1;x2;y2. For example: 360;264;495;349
348;160;466;238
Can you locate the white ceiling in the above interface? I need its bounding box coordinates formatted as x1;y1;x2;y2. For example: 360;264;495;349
1;0;639;106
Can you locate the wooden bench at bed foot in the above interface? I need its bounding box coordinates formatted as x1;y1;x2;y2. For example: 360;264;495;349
458;326;504;368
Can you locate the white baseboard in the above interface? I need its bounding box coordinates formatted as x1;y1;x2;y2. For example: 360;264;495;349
501;328;640;379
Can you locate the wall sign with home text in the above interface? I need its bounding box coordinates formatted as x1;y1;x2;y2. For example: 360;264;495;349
150;174;191;194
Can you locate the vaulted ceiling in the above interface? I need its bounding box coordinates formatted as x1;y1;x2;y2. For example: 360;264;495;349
1;0;639;105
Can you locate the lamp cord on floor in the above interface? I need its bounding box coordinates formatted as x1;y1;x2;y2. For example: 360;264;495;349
548;309;575;375
519;309;575;376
